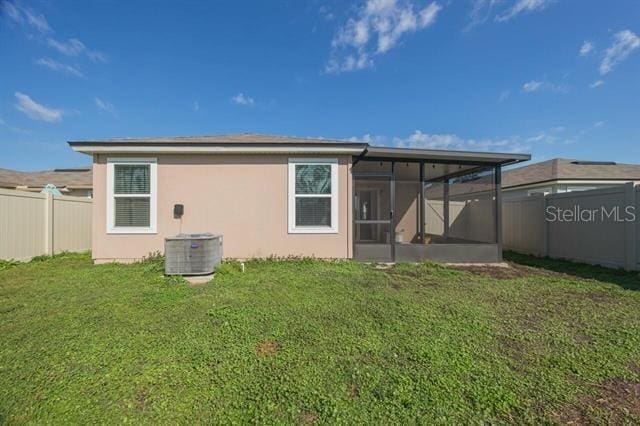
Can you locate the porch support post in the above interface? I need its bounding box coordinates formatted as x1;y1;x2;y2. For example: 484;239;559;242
419;161;425;243
495;165;503;259
443;177;450;240
390;161;396;262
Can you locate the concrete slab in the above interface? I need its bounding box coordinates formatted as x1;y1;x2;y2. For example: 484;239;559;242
445;262;510;268
184;274;214;285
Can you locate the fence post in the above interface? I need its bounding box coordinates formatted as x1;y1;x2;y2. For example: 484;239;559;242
636;185;640;271
495;166;503;259
443;178;450;240
623;182;636;271
542;194;549;257
45;193;54;256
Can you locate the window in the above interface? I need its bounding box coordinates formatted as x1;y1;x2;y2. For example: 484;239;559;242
288;158;338;233
107;158;157;233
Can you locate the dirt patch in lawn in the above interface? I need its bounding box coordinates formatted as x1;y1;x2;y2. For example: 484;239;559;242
256;340;278;356
449;261;587;281
562;289;619;305
383;268;440;286
497;335;528;371
554;379;640;424
133;389;150;411
300;411;318;425
448;263;537;279
348;384;360;400
497;331;554;372
508;296;596;345
496;297;590;368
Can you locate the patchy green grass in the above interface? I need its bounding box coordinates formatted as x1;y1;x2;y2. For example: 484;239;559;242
1;252;639;424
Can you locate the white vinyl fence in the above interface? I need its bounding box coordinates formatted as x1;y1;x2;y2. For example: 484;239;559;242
0;188;92;261
503;183;639;270
426;198;496;243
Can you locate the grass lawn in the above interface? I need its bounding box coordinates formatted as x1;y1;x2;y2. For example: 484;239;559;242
1;253;640;424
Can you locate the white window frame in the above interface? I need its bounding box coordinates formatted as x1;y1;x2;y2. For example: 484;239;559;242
106;157;157;234
288;158;338;234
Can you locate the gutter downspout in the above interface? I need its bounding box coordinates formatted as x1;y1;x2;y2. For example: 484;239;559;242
352;146;369;166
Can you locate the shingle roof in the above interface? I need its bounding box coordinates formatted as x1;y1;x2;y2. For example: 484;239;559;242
68;133;530;166
0;167;92;189
68;133;365;145
503;158;640;188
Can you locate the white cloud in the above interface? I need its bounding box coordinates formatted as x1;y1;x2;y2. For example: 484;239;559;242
95;98;117;116
599;30;640;75
35;57;84;77
465;0;499;31
344;126;578;153
522;79;568;93
526;133;546;142
522;80;544;92
326;54;373;73
23;8;50;33
393;130;530;153
14;92;63;123
326;0;442;74
231;93;255;106
346;134;386;144
319;5;335;21
524;131;571;144
1;1;50;33
192;101;200;112
0;117;31;134
467;0;551;28
346;126;576;152
593;121;605;128
46;37;107;63
579;41;593;56
589;80;604;88
47;38;85;56
3;2;107;65
1;1;22;23
86;51;108;63
495;0;552;22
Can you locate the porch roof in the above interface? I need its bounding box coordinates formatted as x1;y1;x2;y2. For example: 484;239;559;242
361;146;530;166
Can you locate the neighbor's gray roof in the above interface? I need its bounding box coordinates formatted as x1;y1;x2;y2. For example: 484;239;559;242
0;167;92;189
68;133;530;165
503;158;640;188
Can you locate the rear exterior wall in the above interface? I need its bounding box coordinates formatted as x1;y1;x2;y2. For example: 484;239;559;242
92;154;353;262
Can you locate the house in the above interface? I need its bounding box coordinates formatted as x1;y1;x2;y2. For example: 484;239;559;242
0;166;93;197
68;134;529;264
502;158;640;198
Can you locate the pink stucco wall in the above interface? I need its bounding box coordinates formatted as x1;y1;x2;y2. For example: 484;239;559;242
92;154;353;262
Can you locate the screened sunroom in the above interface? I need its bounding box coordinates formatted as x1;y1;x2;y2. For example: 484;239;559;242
352;146;529;263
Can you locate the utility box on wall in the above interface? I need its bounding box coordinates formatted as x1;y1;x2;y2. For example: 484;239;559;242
173;204;184;218
164;233;223;275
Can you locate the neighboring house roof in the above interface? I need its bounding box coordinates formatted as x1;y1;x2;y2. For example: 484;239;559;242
0;166;92;190
503;158;640;189
68;133;530;166
0;168;22;188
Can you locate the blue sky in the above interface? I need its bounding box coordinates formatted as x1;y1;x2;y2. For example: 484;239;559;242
1;0;639;171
